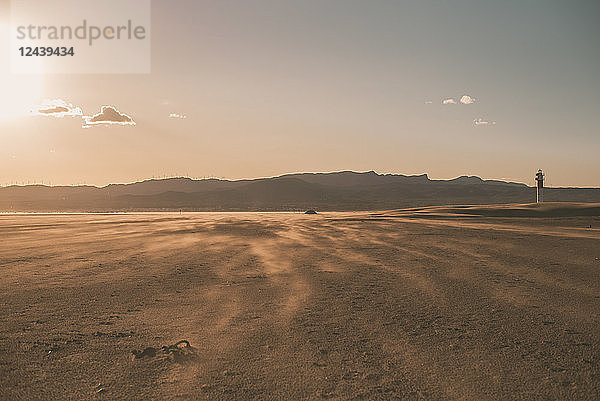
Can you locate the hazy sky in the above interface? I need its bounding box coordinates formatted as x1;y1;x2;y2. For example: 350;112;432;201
1;0;599;187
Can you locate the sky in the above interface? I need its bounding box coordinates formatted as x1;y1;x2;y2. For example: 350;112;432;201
1;0;599;187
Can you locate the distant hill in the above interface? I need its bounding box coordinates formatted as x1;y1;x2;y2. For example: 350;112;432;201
1;171;599;212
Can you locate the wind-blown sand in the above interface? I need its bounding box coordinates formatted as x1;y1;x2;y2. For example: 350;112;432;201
1;205;599;400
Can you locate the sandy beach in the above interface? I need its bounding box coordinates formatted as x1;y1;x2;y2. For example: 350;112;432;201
1;207;599;400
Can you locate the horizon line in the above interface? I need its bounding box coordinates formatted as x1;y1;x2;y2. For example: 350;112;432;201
1;170;595;189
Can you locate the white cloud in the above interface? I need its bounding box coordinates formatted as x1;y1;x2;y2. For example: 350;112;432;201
83;106;135;128
31;101;136;128
169;113;187;119
31;99;82;118
424;100;433;104
440;95;477;105
460;95;476;104
474;118;496;126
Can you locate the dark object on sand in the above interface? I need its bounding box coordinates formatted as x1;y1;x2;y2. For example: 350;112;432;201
132;340;193;361
162;340;190;354
132;347;158;359
305;210;318;215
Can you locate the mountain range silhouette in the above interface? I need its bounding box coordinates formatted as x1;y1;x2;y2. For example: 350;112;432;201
2;171;599;212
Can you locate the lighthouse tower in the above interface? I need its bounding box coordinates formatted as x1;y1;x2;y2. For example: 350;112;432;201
535;169;544;203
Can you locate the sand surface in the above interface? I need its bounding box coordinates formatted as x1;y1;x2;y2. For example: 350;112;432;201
1;207;599;400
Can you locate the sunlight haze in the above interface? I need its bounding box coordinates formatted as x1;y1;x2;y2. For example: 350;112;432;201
1;0;599;187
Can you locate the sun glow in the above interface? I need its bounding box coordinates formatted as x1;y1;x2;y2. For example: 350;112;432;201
0;74;43;120
0;22;43;120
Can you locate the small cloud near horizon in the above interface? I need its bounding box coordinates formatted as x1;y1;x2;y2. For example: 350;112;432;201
424;100;433;104
83;106;135;128
460;95;476;104
31;99;82;118
169;113;187;119
442;95;477;105
474;118;496;126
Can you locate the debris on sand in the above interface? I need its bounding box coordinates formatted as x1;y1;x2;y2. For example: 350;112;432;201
305;210;318;215
132;340;194;362
161;340;191;354
132;347;157;359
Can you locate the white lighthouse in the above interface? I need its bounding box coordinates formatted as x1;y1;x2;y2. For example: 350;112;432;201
535;169;544;203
